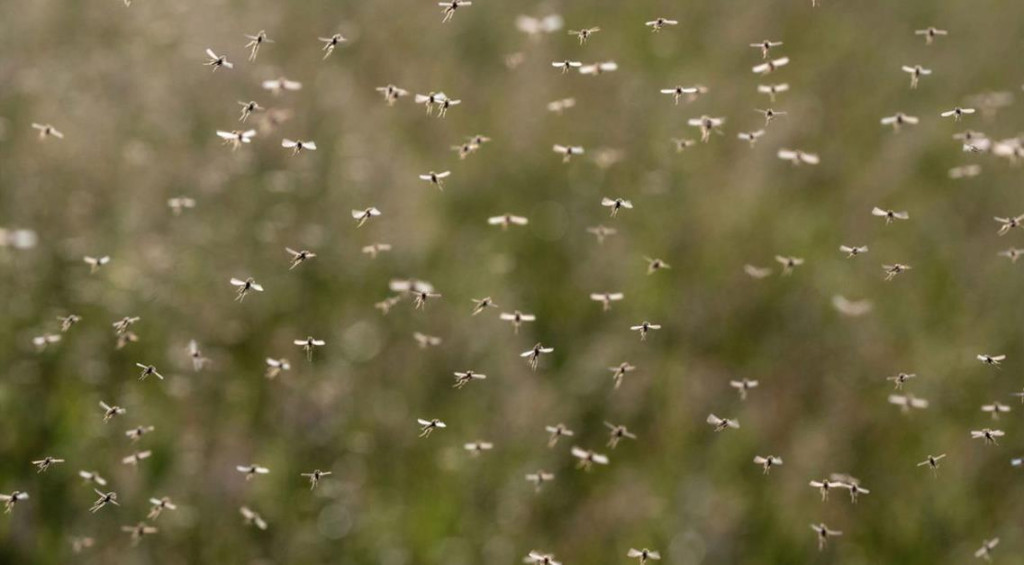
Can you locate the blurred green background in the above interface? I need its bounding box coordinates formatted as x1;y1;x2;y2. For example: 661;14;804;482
3;0;1024;563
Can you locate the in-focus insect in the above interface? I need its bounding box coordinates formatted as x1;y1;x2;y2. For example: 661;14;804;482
901;65;932;89
994;215;1024;235
471;297;498;315
630;321;661;341
319;34;346;58
216;129;256;150
754;455;783;475
809;478;847;501
755;108;787;126
285;248;316;270
917;454;946;476
970;428;1005;445
881;113;919;132
571;447;609;470
135;363;163;381
417;418;447;437
978;354;1006;366
661;85;699;105
244;30;273;61
352;207;382;227
521;343;554;370
32;456;64;473
419;170;451;190
883;263;912;281
295;337;326;361
602;197;633;217
552;60;583;73
751;39;783;59
488;214;529;230
100;401;126;422
453;370;487;389
688;116;725;142
204;49;233;71
439;0;472;22
840;245;869;258
301;470;332;490
230;277;264;301
940;107;976;121
569;27;601;44
90;490;119;513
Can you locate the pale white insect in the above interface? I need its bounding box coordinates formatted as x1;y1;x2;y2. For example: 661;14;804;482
122;450;152;467
949;165;981;179
590;292;624;312
32;334;61;352
569;27;601;44
525;551;563;565
602;197;633;217
0;491;28;514
579;61;618;75
777;149;819;165
57;314;81;333
376;84;410;106
204;49;233;71
671;138;697;153
122;522;159;545
236;464;270;480
285;248;316;270
940;107;976;121
811;523;842;551
994;215;1024;235
32;456;64;473
688;115;725;142
168;197;196;215
439;0;472;22
587;225;617;243
888;393;929;412
125;425;155;442
417;418;447;437
883;263;912;281
707;414;740;432
547;98;576;114
630;321;661;341
752;57;789;75
362;243;392;258
751;39;783;59
832;295;873;317
553;144;585;162
500;310;536;334
645;257;670;274
809;478;847;501
319;34;346;58
230;277;264;301
112;316;140;335
755;108;786;126
917;454;946;476
90;490;119;513
609;362;636;389
244;30;273;61
880;113;919;131
471;297;498;316
901;65;932;89
100;401;126;422
464;441;494;456
216;129;256;150
646;18;678;32
32;123;64;140
738;130;765;147
525;470;555;492
240;506;268;530
754;455;783;475
982;402;1012;420
419;170;451;190
414;92;447;116
413;332;443;349
757;83;790;103
571;446;609;470
295;336;325;361
972;428;1005;445
552;60;583;73
775;255;804;275
436;97;462;117
281;138;317;154
352;207;382;227
78;470;108;487
521;343;554;370
301;470;332;490
840;245;869;258
261;78;302;95
489;214;529;229
730;378;759;400
744;265;773;279
546;424;574;447
915;27;947;45
975;538;999;561
265;358;291;379
84;255;110;274
627;548;662;564
516;15;564;37
453;370;487;389
887;372;916;390
135;363;163;381
604;422;637;448
410;288;442;309
661;85;699;105
836;478;870;503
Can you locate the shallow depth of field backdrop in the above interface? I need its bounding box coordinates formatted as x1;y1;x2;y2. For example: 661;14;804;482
3;0;1024;563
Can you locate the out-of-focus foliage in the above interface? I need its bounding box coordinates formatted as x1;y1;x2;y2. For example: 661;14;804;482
2;0;1024;563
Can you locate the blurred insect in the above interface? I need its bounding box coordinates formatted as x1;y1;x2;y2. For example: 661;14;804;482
301;470;332;490
630;321;661;341
949;165;981;179
413;332;443;348
70;537;94;553
889;393;929;413
168;197;196;215
122;450;152;467
410;288;442;309
122;522;158;545
453;370;486;389
744;265;773;279
645;257;671;275
689;115;725;142
417;418;446;437
217;129;256;150
671;138;697;153
464;442;494;456
352;207;382;227
362;243;392;258
602;197;633;217
57;314;81;333
146;499;176;519
546;424;574;447
994;215;1024;235
730;378;759;400
32;334;60;352
185;340;209;372
32;456;64;473
707;414;740;432
419;171;451;190
915;27;947;45
238;100;264;122
661;85;699;105
553;144;585;162
525;471;555;492
590;292;624;311
240;506;268;530
261;77;302;95
840;245;869;258
982;402;1012;419
265;358;291;379
84;255;110;274
901;65;932;89
295;336;325;361
587;225;617;243
754;455;783;475
604;422;637;448
516;14;564;37
977;354;1005;366
500;310;536;334
126;425;155;442
244;30;273;61
282;139;317;154
751;39;783;59
758;83;790;103
832;297;870;319
975;538;999;561
579;61;618;75
755;108;786;126
880;113;919;132
439;0;471;22
811;524;842;550
283;248;316;270
569;27;601;44
488;214;529;230
236;464;270;480
117;333;139;350
609;362;636;389
753;57;789;75
452;141;478;159
415;92;447;115
90;490;119;512
230;277;264;301
471;297;498;315
918;454;946;476
319;34;346;58
552;60;583;73
835;476;869;503
135;363;163;381
971;428;1004;445
376;84;410;106
78;471;108;486
777;149;819;165
628;548;661;564
571;447;609;470
738;130;765;147
521;343;554;370
887;372;916;390
32;123;64;140
775;255;804;275
204;49;233;71
1;492;29;513
809;478;846;501
883;263;911;281
100;401;126;422
940;106;976;121
525;551;562;565
645;17;678;31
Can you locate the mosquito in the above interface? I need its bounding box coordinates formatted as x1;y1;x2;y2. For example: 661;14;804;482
546;424;574;447
978;354;1006;366
112;316;140;336
295;337;325;361
84;255;110;274
415;92;447;115
57;314;81;332
571;447;609;470
244;30;273;61
230;277;263;301
319;34;346;59
521;343;554;370
918;454;946;476
417;418;446;437
453;370;487;389
204;49;233;71
90;490;119;513
238;101;264;122
754;455;783;475
301;470;332;490
608;362;636;389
